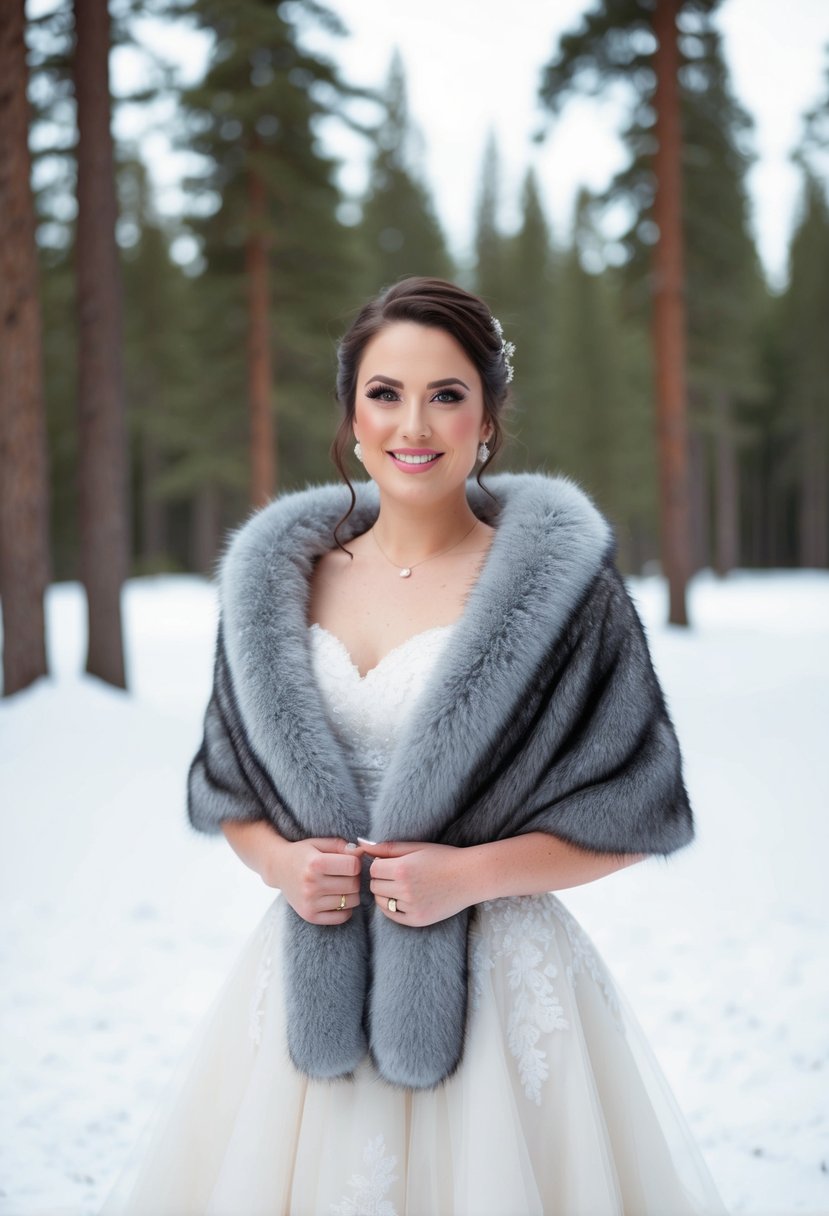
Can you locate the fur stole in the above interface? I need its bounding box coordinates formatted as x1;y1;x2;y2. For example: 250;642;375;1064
187;471;694;1089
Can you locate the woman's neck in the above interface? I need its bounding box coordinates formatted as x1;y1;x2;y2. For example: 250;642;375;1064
369;492;483;566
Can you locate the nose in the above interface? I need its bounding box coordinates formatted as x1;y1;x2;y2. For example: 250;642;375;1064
400;399;430;439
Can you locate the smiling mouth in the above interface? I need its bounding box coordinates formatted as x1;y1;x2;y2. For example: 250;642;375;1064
387;451;444;465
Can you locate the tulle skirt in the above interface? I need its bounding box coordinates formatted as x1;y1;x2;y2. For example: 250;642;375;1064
99;891;728;1215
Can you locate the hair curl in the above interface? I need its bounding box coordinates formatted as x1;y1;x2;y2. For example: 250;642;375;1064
329;275;513;554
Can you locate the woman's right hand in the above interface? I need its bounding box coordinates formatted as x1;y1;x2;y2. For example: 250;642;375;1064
268;836;366;925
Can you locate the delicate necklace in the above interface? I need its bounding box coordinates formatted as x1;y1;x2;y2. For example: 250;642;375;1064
370;519;480;578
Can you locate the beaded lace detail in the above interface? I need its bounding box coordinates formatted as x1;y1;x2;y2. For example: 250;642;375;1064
247;900;279;1048
307;621;457;807
468;895;569;1104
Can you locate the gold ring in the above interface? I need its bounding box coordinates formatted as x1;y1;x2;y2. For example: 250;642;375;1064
338;894;347;910
387;897;397;913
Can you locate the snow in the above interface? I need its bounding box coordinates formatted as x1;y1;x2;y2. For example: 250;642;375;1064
1;569;828;1215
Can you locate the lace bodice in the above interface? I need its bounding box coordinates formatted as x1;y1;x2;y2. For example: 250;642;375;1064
307;621;457;811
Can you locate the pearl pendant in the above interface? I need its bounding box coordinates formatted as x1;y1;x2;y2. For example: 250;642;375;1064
399;567;412;578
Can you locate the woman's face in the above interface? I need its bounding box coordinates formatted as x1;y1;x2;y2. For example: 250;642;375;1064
352;321;492;492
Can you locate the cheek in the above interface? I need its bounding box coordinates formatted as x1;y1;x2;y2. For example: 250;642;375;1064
355;405;391;441
444;411;480;446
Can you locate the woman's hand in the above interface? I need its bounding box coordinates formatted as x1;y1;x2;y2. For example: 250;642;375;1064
359;839;474;927
268;836;366;926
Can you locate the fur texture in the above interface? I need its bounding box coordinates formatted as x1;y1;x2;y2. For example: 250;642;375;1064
187;471;694;1089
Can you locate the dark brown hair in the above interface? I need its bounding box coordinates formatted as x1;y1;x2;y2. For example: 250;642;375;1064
329;275;514;554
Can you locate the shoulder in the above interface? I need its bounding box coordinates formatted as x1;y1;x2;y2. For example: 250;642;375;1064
217;479;375;578
471;470;616;561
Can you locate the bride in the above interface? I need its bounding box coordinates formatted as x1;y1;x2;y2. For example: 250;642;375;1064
100;275;728;1214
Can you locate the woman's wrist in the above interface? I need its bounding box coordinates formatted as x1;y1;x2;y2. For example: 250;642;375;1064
460;833;646;904
221;818;293;888
459;840;510;905
461;836;560;903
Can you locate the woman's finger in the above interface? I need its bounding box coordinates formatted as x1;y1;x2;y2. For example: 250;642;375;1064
375;894;405;916
317;875;361;895
322;893;357;912
369;877;397;895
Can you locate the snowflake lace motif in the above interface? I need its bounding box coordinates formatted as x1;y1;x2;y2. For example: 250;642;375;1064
329;1133;399;1216
469;894;568;1104
551;898;625;1033
469;892;626;1102
248;900;280;1047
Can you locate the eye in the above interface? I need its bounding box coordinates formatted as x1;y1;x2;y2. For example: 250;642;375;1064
365;386;398;403
365;385;465;404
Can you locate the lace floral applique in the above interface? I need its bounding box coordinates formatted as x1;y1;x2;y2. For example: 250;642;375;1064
469;895;569;1105
328;1132;399;1215
549;898;625;1034
247;901;279;1048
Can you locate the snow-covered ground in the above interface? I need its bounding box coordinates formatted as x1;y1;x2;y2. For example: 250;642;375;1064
1;569;827;1215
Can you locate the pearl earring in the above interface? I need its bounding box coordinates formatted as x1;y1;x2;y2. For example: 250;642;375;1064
478;440;490;463
354;441;364;463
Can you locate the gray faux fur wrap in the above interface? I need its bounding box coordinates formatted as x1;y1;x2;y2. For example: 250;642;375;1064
187;471;694;1089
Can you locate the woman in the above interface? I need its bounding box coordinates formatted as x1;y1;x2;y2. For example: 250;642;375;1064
100;276;728;1214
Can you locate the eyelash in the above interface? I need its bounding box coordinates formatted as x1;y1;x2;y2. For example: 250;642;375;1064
365;385;465;405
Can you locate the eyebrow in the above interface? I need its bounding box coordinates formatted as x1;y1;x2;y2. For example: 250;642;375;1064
365;374;471;391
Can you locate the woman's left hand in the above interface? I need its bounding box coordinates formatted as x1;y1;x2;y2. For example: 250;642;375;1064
359;839;475;927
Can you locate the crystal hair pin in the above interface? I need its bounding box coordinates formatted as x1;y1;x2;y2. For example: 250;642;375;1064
490;315;516;383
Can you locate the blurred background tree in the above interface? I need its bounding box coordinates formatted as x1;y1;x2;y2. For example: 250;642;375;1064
3;0;827;692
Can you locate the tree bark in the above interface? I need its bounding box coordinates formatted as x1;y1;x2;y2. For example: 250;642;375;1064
800;397;829;568
651;0;692;624
246;133;276;507
140;431;167;565
191;482;221;577
713;388;739;576
688;424;709;574
0;0;52;696
73;0;130;687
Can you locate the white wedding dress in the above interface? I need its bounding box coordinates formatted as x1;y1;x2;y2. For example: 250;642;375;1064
100;621;728;1216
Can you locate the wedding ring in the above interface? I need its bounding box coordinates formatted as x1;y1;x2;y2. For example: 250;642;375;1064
387;897;397;913
338;894;347;910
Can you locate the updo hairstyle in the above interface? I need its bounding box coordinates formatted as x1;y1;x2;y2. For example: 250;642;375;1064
329;275;513;554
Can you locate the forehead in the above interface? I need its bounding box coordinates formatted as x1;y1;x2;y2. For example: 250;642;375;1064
359;321;475;377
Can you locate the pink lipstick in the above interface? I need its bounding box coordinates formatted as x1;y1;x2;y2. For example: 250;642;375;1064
386;448;444;474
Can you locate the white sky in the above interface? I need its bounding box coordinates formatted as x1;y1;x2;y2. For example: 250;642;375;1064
113;0;829;290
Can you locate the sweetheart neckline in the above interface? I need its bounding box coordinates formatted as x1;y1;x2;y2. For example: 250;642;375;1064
308;620;457;682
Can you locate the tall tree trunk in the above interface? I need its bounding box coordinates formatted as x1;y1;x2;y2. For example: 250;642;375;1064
0;0;52;696
140;431;167;565
800;399;829;568
246;133;275;507
688;424;709;574
767;442;783;568
73;0;129;687
713;388;739;576
651;0;692;624
191;483;221;577
747;449;765;568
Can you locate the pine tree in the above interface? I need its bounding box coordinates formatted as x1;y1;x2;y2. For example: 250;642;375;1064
473;129;511;311
495;169;558;474
72;0;130;688
118;156;205;572
354;48;455;297
172;0;379;514
0;0;52;695
537;0;724;620
539;2;772;582
778;172;829;567
552;192;657;568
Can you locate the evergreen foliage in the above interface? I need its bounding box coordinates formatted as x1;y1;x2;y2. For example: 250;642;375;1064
22;3;828;576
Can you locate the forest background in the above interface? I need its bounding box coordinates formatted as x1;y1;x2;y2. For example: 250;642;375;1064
2;4;829;1209
1;0;828;690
